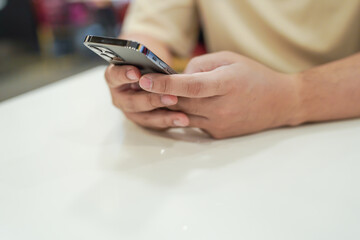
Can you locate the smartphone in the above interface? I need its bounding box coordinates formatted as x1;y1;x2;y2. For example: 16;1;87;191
83;35;177;75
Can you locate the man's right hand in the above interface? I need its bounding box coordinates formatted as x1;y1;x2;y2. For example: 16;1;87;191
104;64;190;129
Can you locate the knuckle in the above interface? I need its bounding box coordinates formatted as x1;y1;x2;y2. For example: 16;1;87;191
159;78;171;94
105;66;118;87
105;65;127;88
141;113;151;123
162;117;172;128
122;95;136;112
188;56;202;66
186;80;204;96
146;93;159;109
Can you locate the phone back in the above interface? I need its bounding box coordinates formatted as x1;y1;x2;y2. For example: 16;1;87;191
84;36;176;75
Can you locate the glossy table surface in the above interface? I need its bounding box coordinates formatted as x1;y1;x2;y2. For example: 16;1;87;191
1;66;360;240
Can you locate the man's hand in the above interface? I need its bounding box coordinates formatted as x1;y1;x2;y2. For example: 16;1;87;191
106;50;360;139
104;33;192;130
138;51;303;139
104;65;190;130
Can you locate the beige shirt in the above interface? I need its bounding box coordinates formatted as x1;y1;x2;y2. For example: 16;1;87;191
123;0;360;73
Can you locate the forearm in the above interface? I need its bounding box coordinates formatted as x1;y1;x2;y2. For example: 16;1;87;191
119;33;173;65
295;52;360;124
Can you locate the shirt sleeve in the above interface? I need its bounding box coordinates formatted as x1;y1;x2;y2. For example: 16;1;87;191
121;0;199;57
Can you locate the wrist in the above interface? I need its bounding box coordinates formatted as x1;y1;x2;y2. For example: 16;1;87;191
279;72;306;127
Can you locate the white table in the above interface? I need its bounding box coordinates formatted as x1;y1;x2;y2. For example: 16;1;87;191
1;66;359;240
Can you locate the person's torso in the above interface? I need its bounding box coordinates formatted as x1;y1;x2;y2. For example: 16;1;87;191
197;0;360;72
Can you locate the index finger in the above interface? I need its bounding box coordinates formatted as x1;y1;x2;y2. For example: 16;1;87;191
105;64;141;88
138;72;226;98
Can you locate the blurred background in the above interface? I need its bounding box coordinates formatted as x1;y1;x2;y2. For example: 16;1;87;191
0;0;205;102
0;0;130;101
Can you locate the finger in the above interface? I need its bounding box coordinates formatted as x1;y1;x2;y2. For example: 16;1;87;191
187;114;208;128
184;51;239;74
111;89;178;113
139;71;228;98
130;82;142;91
157;108;208;129
126;109;190;129
165;105;209;127
105;64;141;89
167;97;206;116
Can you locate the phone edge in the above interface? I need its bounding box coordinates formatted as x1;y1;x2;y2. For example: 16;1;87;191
84;35;177;74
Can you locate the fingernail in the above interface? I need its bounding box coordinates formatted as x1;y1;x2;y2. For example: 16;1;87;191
140;76;153;90
126;69;138;81
161;95;176;105
173;119;187;127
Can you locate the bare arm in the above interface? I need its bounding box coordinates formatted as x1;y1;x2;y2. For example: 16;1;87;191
297;52;360;124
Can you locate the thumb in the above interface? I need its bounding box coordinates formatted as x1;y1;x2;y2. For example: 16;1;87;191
184;51;238;74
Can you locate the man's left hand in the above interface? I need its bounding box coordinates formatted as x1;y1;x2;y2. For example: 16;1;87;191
139;51;303;139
